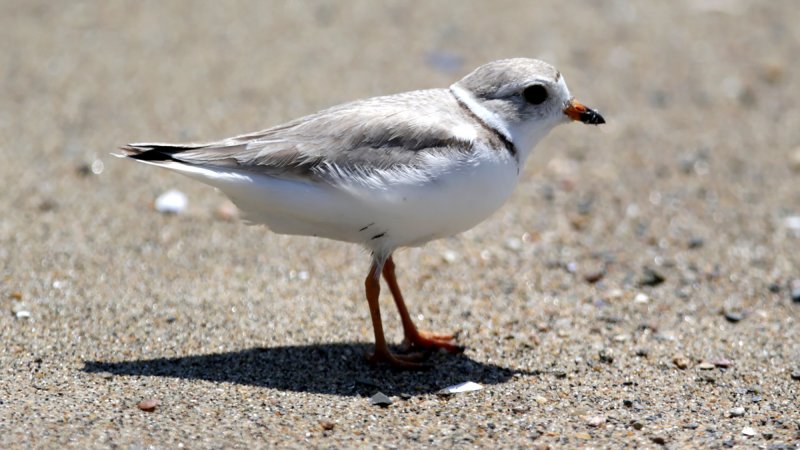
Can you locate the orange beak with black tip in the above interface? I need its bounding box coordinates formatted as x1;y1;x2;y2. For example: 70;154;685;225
564;99;605;125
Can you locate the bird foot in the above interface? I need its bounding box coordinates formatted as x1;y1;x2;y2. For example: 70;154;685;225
402;330;465;354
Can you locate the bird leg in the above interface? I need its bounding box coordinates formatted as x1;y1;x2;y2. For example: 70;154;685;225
382;256;464;354
364;260;428;369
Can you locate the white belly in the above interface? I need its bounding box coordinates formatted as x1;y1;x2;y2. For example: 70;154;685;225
164;146;520;252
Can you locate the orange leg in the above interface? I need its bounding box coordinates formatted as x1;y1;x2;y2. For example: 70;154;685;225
364;260;428;369
382;256;464;354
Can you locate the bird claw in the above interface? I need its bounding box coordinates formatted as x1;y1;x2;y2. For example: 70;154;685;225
402;330;465;354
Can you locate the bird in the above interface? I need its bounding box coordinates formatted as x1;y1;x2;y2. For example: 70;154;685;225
119;58;605;369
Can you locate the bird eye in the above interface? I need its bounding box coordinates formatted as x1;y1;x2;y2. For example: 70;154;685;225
522;84;548;105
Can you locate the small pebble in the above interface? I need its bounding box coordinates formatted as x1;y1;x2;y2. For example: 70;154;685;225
154;189;188;214
639;267;666;287
586;415;606;427
11;301;31;320
533;396;548;405
441;250;459;264
137;399;160;412
623;399;634;408
688;237;704;249
369;392;392;407
729;407;745;417
789;279;800;303
785;216;800;232
697;362;715;370
632;421;644;430
790;370;800;381
320;421;335;431
635;348;650;357
790;148;800;173
650;435;667;445
712;358;733;368
583;268;605;284
673;354;690;370
634;293;650;304
575;432;592;440
98;371;114;380
505;237;522;251
742;426;756;437
724;310;745;323
215;200;238;221
437;381;483;395
599;348;614;364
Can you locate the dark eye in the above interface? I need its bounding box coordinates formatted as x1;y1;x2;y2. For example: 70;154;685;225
522;84;548;105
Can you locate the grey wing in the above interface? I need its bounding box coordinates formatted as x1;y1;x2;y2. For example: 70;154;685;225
121;89;477;183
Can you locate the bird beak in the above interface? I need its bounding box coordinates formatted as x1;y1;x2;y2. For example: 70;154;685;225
563;99;605;125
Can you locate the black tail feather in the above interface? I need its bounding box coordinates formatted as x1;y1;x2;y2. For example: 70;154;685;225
121;144;204;162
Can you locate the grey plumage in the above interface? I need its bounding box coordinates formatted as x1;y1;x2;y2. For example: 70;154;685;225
122;89;509;184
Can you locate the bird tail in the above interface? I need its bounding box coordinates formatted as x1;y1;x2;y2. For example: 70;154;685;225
117;143;206;162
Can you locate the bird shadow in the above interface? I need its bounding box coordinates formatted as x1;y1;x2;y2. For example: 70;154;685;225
82;342;535;397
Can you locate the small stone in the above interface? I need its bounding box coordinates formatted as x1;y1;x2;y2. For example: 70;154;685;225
697;362;715;370
673;354;690;370
785;216;800;232
575;432;592;440
11;301;31;320
639;267;666;287
712;358;733;368
533;396;548;405
790;370;800;381
742;426;756;437
791;148;800;173
789;280;800;303
623;399;634;408
583;268;605;284
320;421;335;431
369;392;392;407
632;421;644;430
215;200;238;221
437;381;483;395
635;348;650;357
724;310;745;323
398;393;411;400
154;189;188;214
729;407;745;417
505;237;522;251
586;415;606;427
768;283;782;293
688;237;704;249
684;423;699;430
441;250;459;264
598;348;614;364
634;293;650;304
650;435;667;445
137;399;160;412
98;371;114;380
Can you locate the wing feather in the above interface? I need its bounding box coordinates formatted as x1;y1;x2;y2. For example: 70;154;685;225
122;89;482;183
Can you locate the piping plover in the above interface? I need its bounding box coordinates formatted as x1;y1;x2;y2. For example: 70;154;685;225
120;58;604;369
